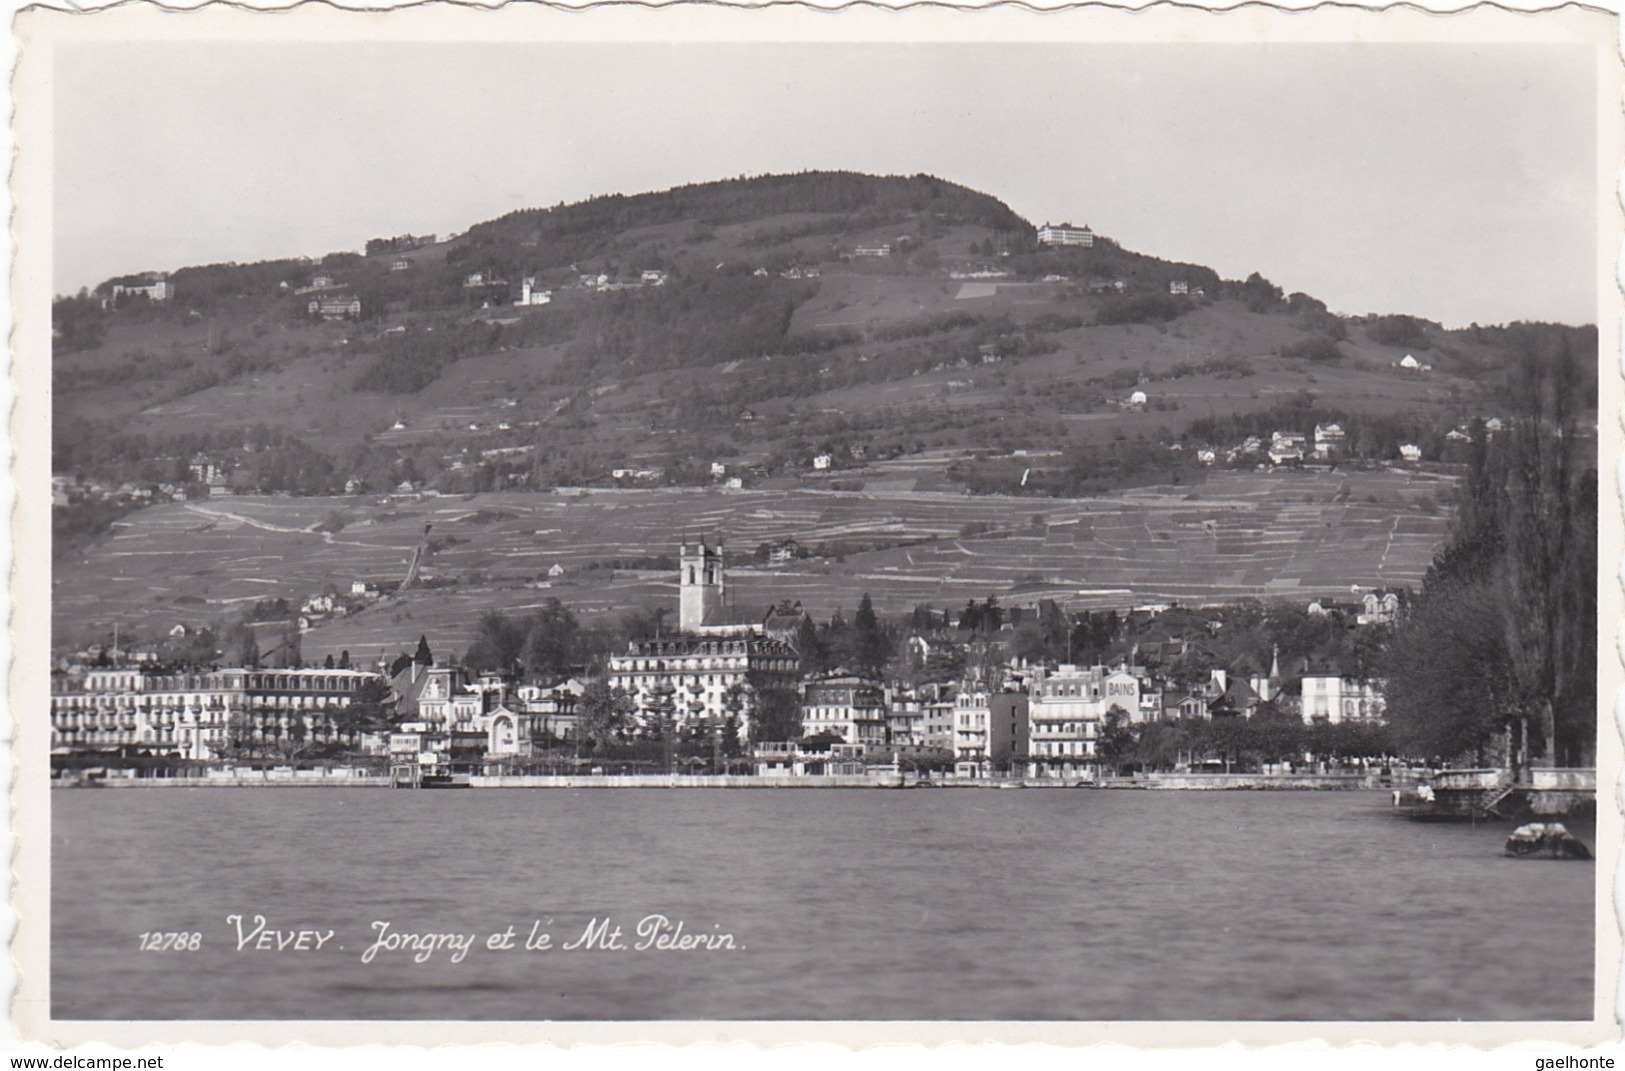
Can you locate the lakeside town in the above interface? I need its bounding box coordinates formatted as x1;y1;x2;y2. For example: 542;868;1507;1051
50;535;1561;806
48;175;1598;817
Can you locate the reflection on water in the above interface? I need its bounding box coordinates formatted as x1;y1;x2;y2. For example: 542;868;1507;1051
52;788;1594;1020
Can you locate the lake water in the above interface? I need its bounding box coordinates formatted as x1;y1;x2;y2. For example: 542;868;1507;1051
52;788;1595;1021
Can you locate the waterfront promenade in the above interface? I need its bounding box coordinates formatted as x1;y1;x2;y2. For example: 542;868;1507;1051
59;769;1403;790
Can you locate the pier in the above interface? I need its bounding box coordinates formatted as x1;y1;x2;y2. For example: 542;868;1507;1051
1412;768;1596;820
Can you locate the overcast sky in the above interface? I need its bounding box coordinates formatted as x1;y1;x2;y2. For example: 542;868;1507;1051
53;41;1599;327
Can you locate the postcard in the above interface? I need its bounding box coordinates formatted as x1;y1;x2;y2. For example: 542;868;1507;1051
10;0;1621;1054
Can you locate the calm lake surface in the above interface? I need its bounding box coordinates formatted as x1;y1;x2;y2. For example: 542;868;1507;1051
52;788;1595;1021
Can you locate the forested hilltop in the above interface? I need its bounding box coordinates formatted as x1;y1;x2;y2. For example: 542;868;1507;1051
52;170;1595;537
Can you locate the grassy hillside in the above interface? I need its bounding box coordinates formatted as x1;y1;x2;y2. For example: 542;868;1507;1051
57;169;1574;504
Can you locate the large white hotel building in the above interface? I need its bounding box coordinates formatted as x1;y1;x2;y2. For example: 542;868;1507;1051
50;667;383;762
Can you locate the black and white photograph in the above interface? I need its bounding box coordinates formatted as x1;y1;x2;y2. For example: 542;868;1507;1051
10;0;1620;1052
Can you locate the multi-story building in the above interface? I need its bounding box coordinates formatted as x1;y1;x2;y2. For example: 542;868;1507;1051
885;692;923;747
389;661;580;767
919;697;956;751
515;277;552;306
49;666;385;764
414;666;499;731
606;636;799;739
1314;423;1347;458
952;687;1028;778
107;277;172;305
1299;673;1387;725
605;540;801;741
802;673;888;748
1102;666;1142;717
1026;665;1101;780
1356;592;1402;627
485;688;578;759
308;294;362;321
1036;222;1095;248
1023;663;1143;780
1268;431;1308;465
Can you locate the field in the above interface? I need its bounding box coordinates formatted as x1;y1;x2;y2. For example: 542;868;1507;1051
55;467;1457;666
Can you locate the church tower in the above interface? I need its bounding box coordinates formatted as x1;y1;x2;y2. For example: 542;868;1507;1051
679;538;725;633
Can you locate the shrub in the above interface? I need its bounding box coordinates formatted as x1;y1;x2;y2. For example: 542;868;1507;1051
1365;314;1432;350
1280;334;1344;362
1097;293;1184;325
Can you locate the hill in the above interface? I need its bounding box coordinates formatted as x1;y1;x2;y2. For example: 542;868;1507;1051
49;170;1598;652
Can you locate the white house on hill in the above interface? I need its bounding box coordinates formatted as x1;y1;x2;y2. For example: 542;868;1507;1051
1037;222;1095;248
515;277;552;306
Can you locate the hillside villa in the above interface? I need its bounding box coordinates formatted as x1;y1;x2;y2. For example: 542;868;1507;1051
1036;222;1095;247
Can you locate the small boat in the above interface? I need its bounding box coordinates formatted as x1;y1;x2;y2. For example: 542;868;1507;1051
419;772;471;790
1505;822;1592;860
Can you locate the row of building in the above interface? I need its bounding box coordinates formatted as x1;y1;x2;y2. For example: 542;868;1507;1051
48;650;1386;780
50;540;1388;779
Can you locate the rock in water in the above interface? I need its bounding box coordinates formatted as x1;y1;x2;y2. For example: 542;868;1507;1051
1505;822;1592;860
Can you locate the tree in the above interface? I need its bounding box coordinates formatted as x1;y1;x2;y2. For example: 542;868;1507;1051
1248;700;1305;765
794;615;831;674
850;593;890;677
1010;620;1050;664
276;715;312;762
520;599;580;678
1383;337;1597;768
578;680;624;747
221;710;260;761
721;683;748;755
332;678;394;746
980;596;1004;632
957;600;983;632
1131;719;1191;773
1495;342;1597;766
621;606;670;643
414;634;434;666
466;612;524;674
747;673;802;743
1238;271;1285;313
641;681;678;741
1383;580;1514;762
1097;706;1135;773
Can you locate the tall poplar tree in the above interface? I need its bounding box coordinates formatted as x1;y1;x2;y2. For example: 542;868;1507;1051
1384;331;1597;766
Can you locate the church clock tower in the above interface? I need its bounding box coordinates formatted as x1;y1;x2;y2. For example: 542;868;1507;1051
679;538;725;633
